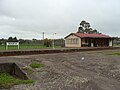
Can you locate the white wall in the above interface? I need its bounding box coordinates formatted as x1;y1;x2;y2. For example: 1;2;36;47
65;34;81;47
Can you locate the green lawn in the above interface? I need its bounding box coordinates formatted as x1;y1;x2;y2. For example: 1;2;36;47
0;73;34;89
0;45;61;50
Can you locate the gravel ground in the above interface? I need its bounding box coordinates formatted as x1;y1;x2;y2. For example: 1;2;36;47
0;49;120;90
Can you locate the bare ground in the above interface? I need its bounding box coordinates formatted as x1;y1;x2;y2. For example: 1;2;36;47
0;49;120;90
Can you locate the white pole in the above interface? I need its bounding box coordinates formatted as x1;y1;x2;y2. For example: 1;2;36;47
53;34;54;49
53;33;56;49
18;42;19;49
6;42;8;50
42;32;44;46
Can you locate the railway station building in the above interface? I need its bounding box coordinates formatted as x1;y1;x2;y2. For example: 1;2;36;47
64;33;113;48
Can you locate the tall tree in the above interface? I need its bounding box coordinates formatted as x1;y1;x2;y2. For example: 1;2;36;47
78;20;100;34
80;20;86;27
78;27;84;33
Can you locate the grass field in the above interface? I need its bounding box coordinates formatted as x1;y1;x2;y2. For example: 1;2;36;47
0;45;61;50
113;44;120;47
0;44;119;50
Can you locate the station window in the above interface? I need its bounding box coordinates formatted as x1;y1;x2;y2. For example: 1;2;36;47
67;38;79;45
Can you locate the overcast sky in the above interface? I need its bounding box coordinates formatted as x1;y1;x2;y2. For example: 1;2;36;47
0;0;120;39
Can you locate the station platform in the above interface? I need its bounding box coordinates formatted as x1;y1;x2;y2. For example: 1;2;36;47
0;47;119;56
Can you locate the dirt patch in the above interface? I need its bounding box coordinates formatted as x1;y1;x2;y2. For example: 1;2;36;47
0;49;120;90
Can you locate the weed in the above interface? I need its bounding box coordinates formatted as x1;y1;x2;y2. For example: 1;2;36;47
30;63;44;68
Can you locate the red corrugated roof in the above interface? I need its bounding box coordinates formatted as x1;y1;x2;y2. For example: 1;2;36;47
72;33;111;38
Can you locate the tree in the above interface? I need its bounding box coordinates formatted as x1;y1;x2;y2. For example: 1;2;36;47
44;38;52;47
92;29;97;34
80;20;86;27
78;20;100;34
84;22;90;29
8;37;13;42
78;27;84;33
8;37;18;42
13;37;18;42
0;38;7;45
32;39;37;43
19;39;25;44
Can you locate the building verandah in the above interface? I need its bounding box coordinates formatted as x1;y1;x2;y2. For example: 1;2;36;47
81;38;113;47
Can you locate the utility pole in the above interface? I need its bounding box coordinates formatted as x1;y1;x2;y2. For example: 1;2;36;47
42;32;44;46
53;33;56;49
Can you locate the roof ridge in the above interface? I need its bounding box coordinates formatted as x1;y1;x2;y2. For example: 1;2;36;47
73;32;111;38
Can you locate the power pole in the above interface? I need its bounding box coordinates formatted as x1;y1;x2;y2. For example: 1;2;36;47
53;33;56;49
42;32;44;46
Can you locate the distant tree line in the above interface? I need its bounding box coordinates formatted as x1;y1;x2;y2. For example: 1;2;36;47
78;20;101;34
0;37;65;47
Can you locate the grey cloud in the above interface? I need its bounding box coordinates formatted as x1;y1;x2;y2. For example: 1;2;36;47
0;0;120;39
